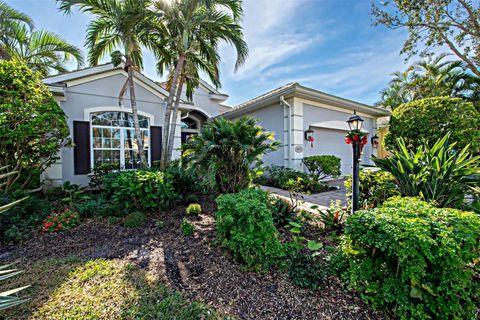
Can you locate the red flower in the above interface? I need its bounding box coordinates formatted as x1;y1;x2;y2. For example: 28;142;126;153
345;136;353;144
353;135;360;142
361;136;368;145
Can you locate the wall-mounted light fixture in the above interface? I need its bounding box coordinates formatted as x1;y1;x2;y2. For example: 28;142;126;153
371;134;379;148
305;128;314;147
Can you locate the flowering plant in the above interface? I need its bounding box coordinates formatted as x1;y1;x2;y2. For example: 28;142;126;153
42;208;80;233
345;130;368;146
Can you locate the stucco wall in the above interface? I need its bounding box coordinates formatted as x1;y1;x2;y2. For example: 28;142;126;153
302;104;376;176
180;84;230;118
58;73;167;186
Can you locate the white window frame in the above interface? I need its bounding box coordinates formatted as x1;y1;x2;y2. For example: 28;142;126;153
85;107;154;169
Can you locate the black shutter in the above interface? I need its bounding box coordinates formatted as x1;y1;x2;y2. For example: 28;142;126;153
73;121;91;174
150;126;162;165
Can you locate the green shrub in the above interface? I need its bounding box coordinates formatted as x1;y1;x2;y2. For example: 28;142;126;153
345;169;400;209
107;216;119;225
303;155;341;181
164;165;199;197
184;194;199;204
182;117;280;193
385;97;480;152
180;218;194;236
89;163;120;189
123;212;146;228
342;197;480;320
102;170;178;212
186;203;201;216
42;208;80;233
288;252;327;289
373;133;479;208
75;196;112;218
215;188;286;271
263;165;329;193
269;196;296;228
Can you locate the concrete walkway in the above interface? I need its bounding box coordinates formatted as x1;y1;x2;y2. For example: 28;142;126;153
261;179;348;211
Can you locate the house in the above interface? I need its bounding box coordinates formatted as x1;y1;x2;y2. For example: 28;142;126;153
42;62;230;187
221;82;390;176
42;64;389;187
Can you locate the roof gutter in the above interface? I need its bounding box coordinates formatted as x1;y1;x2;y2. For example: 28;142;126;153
280;95;292;168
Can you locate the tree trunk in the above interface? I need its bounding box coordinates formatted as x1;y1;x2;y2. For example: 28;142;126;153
126;57;147;167
166;69;186;165
161;54;186;169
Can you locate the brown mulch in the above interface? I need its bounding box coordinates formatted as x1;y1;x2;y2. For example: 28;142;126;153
0;197;389;320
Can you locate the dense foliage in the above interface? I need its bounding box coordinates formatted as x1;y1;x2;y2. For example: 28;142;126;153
345;169;400;209
288;252;327;289
0;61;71;190
302;155;341;181
41;208;80;233
385;97;480;152
103;170;178;212
182;117;279;193
215;188;286;271
123;211;146;228
260;165;330;193
373;134;479;208
342;197;480;320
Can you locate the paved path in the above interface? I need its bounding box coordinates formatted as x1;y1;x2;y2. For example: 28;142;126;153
261;179;348;211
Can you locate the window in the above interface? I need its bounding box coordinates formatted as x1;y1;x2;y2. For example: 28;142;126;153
91;111;149;169
180;117;198;130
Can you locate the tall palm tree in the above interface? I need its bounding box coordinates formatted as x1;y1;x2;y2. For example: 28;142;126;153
152;0;248;168
58;0;158;167
1;22;84;76
0;1;33;59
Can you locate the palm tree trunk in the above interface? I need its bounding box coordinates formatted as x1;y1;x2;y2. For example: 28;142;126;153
126;56;147;167
167;70;186;163
161;54;186;168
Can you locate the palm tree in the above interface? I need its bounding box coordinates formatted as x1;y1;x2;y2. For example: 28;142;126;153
0;1;33;59
152;0;248;168
379;53;480;109
1;22;84;76
58;0;158;167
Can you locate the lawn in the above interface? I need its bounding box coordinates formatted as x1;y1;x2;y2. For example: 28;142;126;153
0;197;384;320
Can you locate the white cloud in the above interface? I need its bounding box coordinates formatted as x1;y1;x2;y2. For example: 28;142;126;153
220;0;324;81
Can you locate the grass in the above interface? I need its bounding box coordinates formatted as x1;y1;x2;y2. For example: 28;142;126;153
0;258;228;320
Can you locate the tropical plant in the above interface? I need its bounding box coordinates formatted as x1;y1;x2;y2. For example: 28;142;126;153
0;1;33;59
373;134;480;208
378;54;480;109
215;188;286;271
342;197;480;319
302;155;341;181
313;200;348;232
0;20;84;76
0;61;71;190
372;0;480;78
344;169;400;209
151;0;248;168
385;97;480;152
261;165;329;193
182;117;279;193
58;0;159;167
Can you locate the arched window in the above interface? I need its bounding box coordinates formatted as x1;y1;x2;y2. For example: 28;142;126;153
91;111;150;169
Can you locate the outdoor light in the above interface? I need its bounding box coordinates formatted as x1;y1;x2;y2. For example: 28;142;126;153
346;110;365;214
346;111;364;131
305;128;314;147
371;134;379;148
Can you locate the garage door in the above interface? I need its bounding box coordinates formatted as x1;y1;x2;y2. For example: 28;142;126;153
304;128;353;177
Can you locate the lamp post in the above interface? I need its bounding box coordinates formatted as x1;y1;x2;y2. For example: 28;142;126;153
346;111;364;213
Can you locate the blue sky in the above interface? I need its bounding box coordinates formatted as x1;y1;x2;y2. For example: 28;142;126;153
6;0;413;106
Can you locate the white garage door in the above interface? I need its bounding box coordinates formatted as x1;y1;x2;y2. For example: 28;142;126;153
304;128;353;177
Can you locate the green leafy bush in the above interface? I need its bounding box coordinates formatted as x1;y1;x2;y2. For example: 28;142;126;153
180;218;194;236
89;163;120;189
75;196;113;218
215;188;286;271
102;170;178;212
373;134;479;208
345;169;400;209
0;61;71;190
288;251;327;289
186;203;201;216
303;155;341;181
123;211;146;228
269;196;296;228
163;165;200;198
182;117;280;193
262;165;329;193
385;97;480;152
42;208;80;233
184;194;198;204
342;197;480;319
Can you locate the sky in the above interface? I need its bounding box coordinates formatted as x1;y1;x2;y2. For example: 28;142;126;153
5;0;416;106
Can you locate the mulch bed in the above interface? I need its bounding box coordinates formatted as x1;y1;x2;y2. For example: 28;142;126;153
0;196;389;320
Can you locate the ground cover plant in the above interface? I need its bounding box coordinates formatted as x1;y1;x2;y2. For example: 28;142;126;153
41;208;80;233
342;197;480;319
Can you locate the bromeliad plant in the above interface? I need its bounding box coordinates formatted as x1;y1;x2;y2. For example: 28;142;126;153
42;208;80;233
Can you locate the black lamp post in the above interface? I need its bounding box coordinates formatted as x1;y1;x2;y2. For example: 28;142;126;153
347;111;364;213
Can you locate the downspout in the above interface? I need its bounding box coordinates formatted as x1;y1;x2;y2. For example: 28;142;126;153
280;95;292;168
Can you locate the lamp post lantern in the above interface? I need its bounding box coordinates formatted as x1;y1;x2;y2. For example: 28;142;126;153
346;111;364;213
